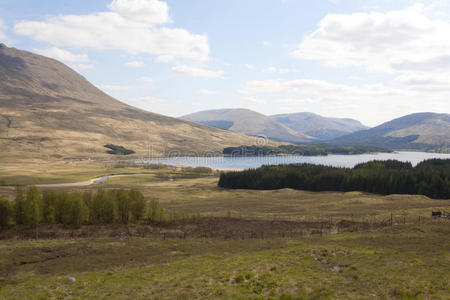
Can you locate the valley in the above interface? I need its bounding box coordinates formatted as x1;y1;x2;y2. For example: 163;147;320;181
0;9;449;299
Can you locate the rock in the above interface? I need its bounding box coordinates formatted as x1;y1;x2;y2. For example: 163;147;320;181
332;266;340;272
67;277;76;283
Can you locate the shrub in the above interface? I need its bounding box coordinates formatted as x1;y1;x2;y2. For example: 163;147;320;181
0;197;12;228
104;144;135;155
14;191;25;225
23;186;41;227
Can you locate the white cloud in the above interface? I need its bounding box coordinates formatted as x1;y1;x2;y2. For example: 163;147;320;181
0;19;12;44
97;84;136;94
394;74;450;92
197;89;217;95
291;4;450;76
262;40;270;46
240;77;450;126
330;0;340;4
241;96;266;104
127;95;165;106
70;63;96;72
124;95;188;117
154;54;175;63
32;47;96;72
264;66;291;74
138;76;153;83
242;64;254;69
423;1;450;18
242;79;410;99
172;65;223;78
34;47;89;62
125;60;144;67
14;0;209;62
108;0;170;25
275;98;316;105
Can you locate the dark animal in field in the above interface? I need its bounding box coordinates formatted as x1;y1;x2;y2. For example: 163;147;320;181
431;211;442;217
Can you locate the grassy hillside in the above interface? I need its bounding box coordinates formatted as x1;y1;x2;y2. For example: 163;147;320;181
182;108;315;143
0;44;264;161
332;112;450;152
272;112;368;140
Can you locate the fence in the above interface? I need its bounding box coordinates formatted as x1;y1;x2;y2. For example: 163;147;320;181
2;213;447;241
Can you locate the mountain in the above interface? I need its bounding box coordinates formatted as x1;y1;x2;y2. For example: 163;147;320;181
271;112;368;140
332;112;450;152
0;44;263;160
181;109;315;143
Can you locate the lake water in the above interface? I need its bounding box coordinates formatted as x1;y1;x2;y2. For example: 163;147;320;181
134;151;450;170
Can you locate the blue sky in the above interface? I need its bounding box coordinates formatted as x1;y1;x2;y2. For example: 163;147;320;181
1;0;450;126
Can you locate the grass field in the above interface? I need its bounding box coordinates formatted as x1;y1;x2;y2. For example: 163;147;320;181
0;222;449;299
0;159;191;185
0;161;449;299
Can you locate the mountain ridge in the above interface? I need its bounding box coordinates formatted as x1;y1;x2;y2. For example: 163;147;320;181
182;108;316;143
271;112;368;140
331;112;450;152
0;44;264;160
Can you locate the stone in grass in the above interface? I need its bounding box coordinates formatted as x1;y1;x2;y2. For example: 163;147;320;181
67;277;76;283
331;266;340;272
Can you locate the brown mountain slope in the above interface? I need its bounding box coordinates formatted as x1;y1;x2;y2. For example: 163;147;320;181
332;112;450;152
0;44;263;160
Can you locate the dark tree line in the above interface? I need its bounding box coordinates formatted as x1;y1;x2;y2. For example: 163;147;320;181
218;159;450;199
104;144;135;155
223;144;389;157
0;188;184;229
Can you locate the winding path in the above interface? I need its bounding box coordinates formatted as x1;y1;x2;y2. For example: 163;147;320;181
34;173;153;188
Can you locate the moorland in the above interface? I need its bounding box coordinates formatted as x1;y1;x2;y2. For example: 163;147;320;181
0;161;449;299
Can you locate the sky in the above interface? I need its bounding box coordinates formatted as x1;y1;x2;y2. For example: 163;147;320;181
1;0;450;127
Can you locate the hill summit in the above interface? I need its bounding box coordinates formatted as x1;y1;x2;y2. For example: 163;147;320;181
0;44;259;160
271;112;368;140
182;108;315;143
332;112;450;152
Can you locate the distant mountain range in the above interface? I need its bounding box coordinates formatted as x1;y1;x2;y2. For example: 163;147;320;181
271;112;368;140
183;109;450;152
331;112;450;152
0;44;261;159
182;109;315;143
182;109;368;143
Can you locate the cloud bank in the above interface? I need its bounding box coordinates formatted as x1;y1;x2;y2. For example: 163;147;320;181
15;0;209;62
